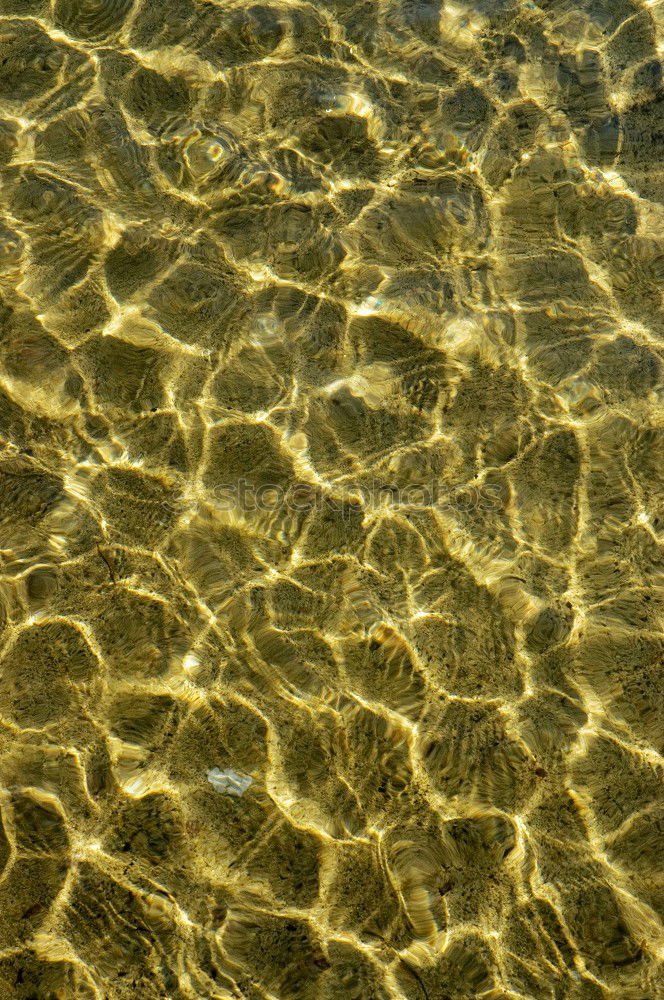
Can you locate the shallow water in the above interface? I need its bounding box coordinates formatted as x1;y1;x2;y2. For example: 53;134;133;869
0;0;663;997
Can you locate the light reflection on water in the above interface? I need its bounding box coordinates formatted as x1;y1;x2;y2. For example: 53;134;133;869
0;0;663;997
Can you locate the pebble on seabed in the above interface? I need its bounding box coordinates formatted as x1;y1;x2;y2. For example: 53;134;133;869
206;767;253;797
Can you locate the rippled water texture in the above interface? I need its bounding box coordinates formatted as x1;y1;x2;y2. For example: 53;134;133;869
0;0;664;997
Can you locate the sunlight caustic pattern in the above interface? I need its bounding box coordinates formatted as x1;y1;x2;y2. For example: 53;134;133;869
0;0;663;997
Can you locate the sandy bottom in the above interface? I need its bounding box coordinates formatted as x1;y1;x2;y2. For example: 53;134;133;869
0;0;663;997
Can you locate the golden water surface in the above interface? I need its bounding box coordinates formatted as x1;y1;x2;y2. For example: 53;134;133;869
0;0;663;997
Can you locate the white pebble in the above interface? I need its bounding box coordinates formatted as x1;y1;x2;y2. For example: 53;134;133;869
206;767;253;797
